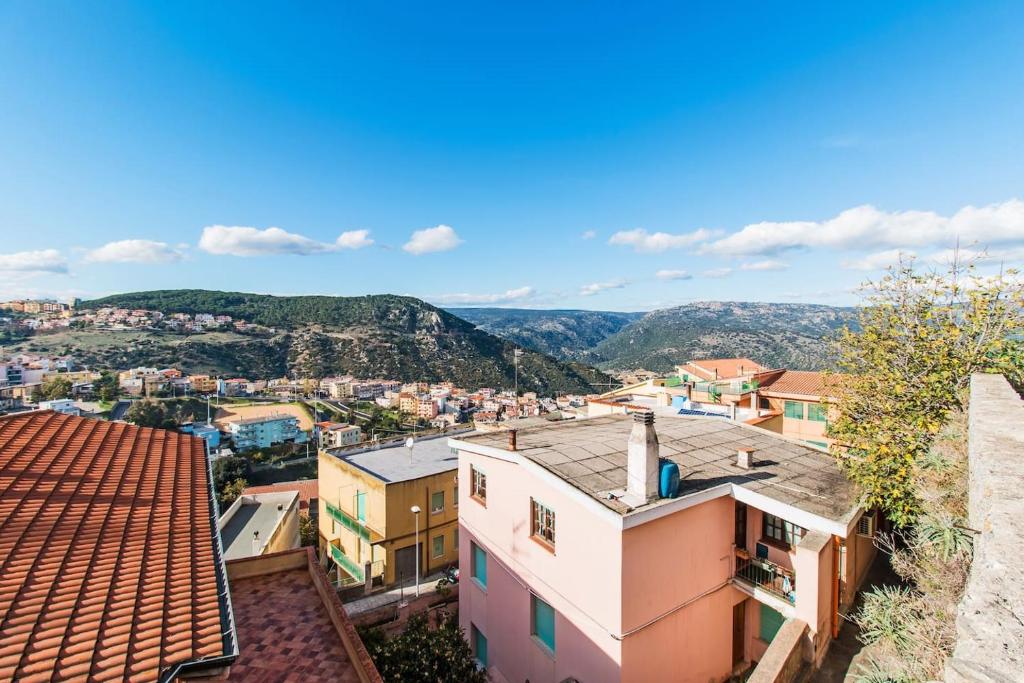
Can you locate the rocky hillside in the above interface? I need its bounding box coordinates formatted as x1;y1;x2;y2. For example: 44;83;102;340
452;308;643;360
76;290;611;394
590;301;856;372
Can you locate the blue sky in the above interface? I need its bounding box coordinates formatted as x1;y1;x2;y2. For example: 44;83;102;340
1;1;1023;311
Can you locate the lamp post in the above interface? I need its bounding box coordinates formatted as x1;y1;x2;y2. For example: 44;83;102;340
410;505;422;597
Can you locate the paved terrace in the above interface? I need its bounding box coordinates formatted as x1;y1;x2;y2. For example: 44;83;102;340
456;414;857;522
327;433;461;483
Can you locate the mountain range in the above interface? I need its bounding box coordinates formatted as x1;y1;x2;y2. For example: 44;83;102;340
456;302;855;373
15;291;857;392
64;290;611;394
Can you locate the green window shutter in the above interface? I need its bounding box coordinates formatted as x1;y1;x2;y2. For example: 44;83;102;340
532;595;556;653
431;490;444;513
759;603;784;643
784;401;804;419
472;624;488;668
433;535;445;558
472;543;487;587
807;403;827;422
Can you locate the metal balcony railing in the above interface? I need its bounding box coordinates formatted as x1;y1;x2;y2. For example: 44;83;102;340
734;551;796;604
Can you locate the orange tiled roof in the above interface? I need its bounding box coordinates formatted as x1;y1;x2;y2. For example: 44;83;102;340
758;369;844;397
0;411;232;682
242;480;319;516
679;358;766;381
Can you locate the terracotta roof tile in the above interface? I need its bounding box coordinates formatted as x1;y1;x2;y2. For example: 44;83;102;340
757;370;846;397
0;411;232;682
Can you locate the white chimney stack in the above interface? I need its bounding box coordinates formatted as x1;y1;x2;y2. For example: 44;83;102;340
627;411;660;502
737;448;755;469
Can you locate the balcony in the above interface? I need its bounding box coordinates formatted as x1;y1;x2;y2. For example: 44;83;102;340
734;550;796;604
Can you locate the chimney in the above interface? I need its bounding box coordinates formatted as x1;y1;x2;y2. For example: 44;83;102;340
737;448;755;469
627;411;659;502
508;429;518;451
251;530;261;556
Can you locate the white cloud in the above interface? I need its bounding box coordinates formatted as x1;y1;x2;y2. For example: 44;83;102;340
655;269;692;281
579;280;628;296
608;227;717;253
703;199;1024;257
0;249;69;274
83;239;184;264
199;225;375;256
701;268;733;278
335;229;374;250
841;249;915;271
432;286;536;306
403;224;463;255
581;230;596;240
740;259;789;272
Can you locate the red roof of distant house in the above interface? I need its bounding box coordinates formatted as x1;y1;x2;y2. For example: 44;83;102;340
242;479;319;516
757;370;845;398
0;411;231;682
679;358;766;381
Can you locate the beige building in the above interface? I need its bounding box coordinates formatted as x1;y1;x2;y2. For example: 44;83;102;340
318;435;460;588
747;370;843;448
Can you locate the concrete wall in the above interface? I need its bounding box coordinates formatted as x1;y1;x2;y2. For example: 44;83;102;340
747;618;808;683
945;374;1024;681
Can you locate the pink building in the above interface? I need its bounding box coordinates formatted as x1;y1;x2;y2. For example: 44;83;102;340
451;413;876;682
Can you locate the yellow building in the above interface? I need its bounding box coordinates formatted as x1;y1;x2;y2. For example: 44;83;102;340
188;374;219;393
318;435;460;588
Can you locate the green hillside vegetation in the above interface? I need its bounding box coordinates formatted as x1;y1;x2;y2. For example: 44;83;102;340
590;301;856;372
452;308;643;360
74;290;610;394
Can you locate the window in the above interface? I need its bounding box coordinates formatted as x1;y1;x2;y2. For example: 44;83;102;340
454;484;459;507
762;513;805;549
471;466;487;504
807;403;828;422
454;528;459;550
531;595;556;654
432;534;445;558
355;491;366;522
431;491;444;514
531;499;556;548
735;502;747;548
784;400;804;419
472;624;488;668
471;542;487;588
759;603;784;643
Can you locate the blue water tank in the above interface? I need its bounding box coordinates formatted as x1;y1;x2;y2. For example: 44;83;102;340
659;460;680;498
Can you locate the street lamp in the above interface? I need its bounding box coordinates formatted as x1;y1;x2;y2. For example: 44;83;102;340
410;505;422;597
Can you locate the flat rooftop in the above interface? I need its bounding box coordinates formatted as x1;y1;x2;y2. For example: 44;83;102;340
453;414;857;522
219;491;298;561
325;434;460;483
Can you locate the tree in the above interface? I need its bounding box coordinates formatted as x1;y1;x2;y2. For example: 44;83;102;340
361;610;487;683
219;478;248;508
299;514;318;547
829;257;1024;525
126;399;175;428
212;455;251;493
38;376;73;401
94;372;119;402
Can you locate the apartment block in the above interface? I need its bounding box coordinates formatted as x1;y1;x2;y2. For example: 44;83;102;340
227;413;307;451
452;413;875;682
318;435;460;588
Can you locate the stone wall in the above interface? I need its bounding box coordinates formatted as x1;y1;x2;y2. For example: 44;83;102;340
945;374;1024;682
